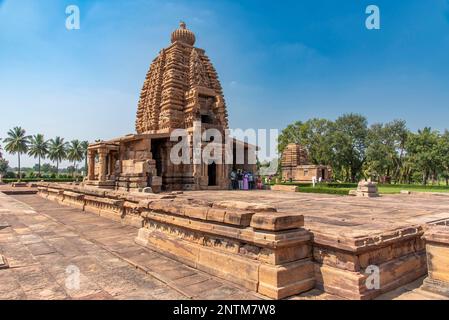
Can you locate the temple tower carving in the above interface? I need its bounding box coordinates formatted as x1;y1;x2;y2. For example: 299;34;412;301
136;22;228;134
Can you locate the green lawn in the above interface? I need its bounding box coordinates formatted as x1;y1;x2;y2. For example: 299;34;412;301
272;182;449;195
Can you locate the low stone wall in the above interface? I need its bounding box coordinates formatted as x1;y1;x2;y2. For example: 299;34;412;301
37;183;174;228
36;183;430;300
313;229;426;300
37;183;314;299
422;226;449;297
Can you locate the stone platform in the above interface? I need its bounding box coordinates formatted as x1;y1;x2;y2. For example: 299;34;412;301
26;184;449;299
177;190;449;299
0;184;38;195
0;192;261;300
2;190;449;300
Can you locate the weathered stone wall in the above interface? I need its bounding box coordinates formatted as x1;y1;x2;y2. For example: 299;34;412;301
314;236;426;299
37;183;428;300
422;225;449;297
37;183;314;299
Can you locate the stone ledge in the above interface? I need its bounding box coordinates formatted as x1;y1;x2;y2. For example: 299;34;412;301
271;185;299;192
422;278;449;297
251;212;304;231
423;225;449;244
315;251;427;300
423;225;449;296
312;225;425;253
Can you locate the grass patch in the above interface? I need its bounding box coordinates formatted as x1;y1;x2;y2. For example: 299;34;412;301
295;186;350;195
272;182;449;195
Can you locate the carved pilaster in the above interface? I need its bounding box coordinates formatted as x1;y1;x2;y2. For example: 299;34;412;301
87;150;96;181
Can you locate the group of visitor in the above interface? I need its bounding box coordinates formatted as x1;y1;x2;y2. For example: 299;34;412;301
230;169;263;190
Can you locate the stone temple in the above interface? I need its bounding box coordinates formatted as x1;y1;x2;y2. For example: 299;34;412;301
5;22;449;302
281;143;332;183
85;22;256;192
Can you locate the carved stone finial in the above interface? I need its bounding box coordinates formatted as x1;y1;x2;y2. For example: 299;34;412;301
170;21;195;46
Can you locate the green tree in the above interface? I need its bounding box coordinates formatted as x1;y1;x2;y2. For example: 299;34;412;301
3;127;30;181
277;119;334;165
437;130;449;185
28;134;49;177
406;127;440;185
80;140;89;176
67;140;84;177
48;137;68;177
330;114;368;182
300;118;334;165
0;159;8;177
365;120;409;182
278;121;305;154
41;163;57;174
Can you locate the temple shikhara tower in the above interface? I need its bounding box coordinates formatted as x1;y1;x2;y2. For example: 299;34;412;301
135;21;228;134
86;22;256;192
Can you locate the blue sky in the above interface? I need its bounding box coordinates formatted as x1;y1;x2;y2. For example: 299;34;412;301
1;0;449;167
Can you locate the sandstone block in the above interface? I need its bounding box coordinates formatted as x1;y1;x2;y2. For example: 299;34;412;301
206;208;226;223
271;185;299;192
258;259;315;299
184;206;208;220
423;226;449;295
223;210;254;227
197;247;260;291
213;201;277;213
250;213;304;231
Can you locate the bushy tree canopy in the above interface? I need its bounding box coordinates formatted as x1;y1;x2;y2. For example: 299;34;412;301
279;115;449;184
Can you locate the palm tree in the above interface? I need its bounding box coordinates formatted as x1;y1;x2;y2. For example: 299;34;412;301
80;140;89;176
3;127;30;181
28;134;49;177
48;137;68;177
67;140;84;177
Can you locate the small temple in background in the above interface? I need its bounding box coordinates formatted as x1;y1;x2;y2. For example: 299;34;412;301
85;22;256;192
281;143;332;183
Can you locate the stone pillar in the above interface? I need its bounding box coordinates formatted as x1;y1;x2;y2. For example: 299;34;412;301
110;153;116;178
106;154;112;180
356;180;379;197
98;150;108;182
87;150;96;181
422;225;449;297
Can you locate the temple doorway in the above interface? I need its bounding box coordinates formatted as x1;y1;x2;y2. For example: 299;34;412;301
151;139;164;176
208;162;217;186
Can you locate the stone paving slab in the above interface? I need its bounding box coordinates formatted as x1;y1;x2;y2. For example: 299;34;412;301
0;192;262;300
178;190;449;250
2;192;449;300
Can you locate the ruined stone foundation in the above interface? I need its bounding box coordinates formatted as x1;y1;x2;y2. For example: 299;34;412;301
37;183;314;299
37;183;428;300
